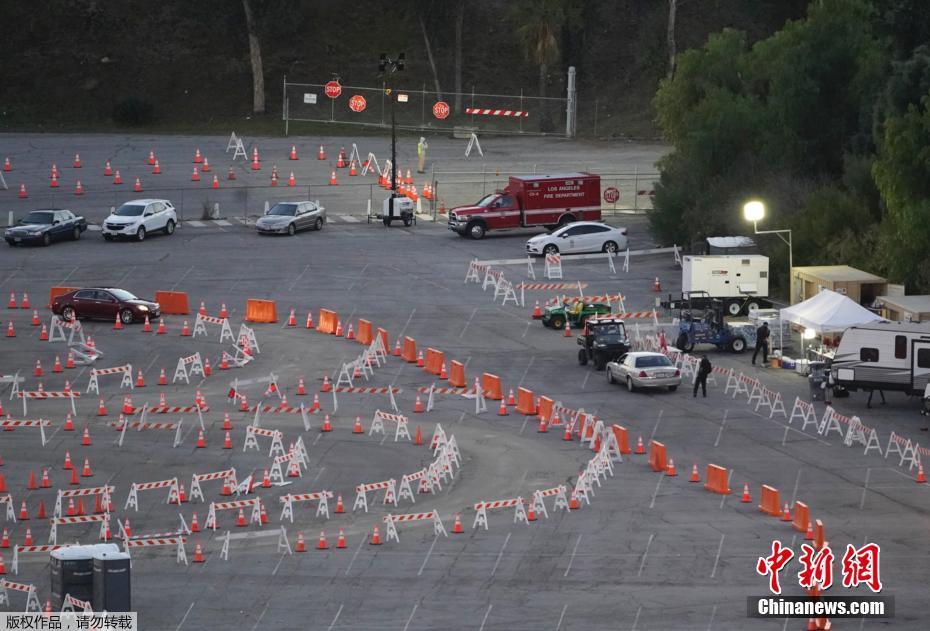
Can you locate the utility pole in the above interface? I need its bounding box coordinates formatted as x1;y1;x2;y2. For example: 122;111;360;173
379;52;406;221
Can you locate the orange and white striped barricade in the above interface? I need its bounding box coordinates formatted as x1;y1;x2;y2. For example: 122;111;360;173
885;432;922;470
544;253;562;279
819;406;844;438
1;494;16;522
192;312;234;343
124;535;188;565
789;396;818;426
398;469;426;502
48;314;86;346
48;513;110;545
243;426;284;456
353;479;397;513
173;352;204;385
464;259;482;283
54;486;114;519
206;498;260;531
0;578;42;609
0;418;52;446
278;491;333;522
124;478;180;511
842;415;869;449
110;418;178;432
862;424;883;456
472;497;528;530
86;363;133;394
145;403;208;415
18;389;80;416
724;370;743;397
370;410;411;441
237;322;260;353
221;346;253;368
381;510;446;542
221;526;292;560
429;423;448;453
189;469;237;504
62;593;93;612
268;449;303;485
10;544;66;576
482;267;503;292
536;485;570;514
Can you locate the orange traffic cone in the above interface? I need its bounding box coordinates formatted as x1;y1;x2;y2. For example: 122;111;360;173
917;464;926;483
538;418;548;433
562;425;572;441
311;393;320;410
321;414;332;432
40;469;50;488
287;172;296;187
634;436;645;454
133;177;142;192
498;399;508;416
353;417;364;434
563;321;571;337
158;368;167;385
73;153;82;168
296;532;307;552
653;277;661;292
19;502;29;521
329;170;338;186
781;503;792;521
0;553;5;574
5;322;14;337
196;429;206;448
212;174;219;189
83;426;92;444
805;521;815;541
34;360;43;377
181;321;191;336
135;370;145;387
190;513;200;533
202;158;210;172
507;389;516;406
0;529;8;548
316;531;328;550
346;323;355;340
193;543;205;562
335;495;345;513
223;431;232;449
452;514;464;534
666;459;677;476
394;340;402;356
27;471;37;490
741;483;751;503
81;459;93;477
236;508;247;527
689;464;700;483
152;160;161;174
414;426;423;446
63;451;73;469
318;145;326;160
414;395;424;413
321;375;331;392
156;318;166;334
23;527;33;546
193;148;203;163
416;351;424;367
370;525;382;545
142;314;152;332
336;529;347;548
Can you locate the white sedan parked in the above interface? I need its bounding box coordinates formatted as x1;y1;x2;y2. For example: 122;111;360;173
606;352;681;392
526;221;628;256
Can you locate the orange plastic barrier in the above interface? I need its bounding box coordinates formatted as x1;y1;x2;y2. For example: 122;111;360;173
154;291;190;315
377;327;389;354
515;387;536;415
704;464;732;494
48;286;79;308
791;501;810;533
814;519;826;550
448;360;466;387
759;485;781;516
482;373;503;400
537;396;554;421
357;319;373;345
244;299;277;323
648;440;667;473
611;424;631;454
318;309;338;334
402;336;417;363
424;348;445;375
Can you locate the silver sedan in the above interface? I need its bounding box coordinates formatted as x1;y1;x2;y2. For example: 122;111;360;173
256;201;326;235
606;352;681;392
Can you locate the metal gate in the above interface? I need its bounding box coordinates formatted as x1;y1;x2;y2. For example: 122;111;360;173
283;67;577;138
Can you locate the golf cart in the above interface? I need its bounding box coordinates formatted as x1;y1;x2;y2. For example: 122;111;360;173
541;298;612;330
673;291;747;353
577;316;630;370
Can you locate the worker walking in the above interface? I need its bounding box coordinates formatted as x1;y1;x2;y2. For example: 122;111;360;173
752;321;770;366
694;354;712;398
417;137;428;173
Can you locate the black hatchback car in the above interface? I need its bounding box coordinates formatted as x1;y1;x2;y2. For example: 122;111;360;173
51;288;160;325
4;209;87;246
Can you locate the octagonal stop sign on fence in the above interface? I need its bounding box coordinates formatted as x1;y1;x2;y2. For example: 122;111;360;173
324;81;342;99
348;95;367;113
432;101;450;120
603;187;620;204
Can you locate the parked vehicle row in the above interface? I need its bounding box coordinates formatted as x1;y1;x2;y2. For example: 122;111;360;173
5;198;327;246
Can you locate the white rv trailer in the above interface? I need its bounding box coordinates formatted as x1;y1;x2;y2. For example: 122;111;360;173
831;321;930;396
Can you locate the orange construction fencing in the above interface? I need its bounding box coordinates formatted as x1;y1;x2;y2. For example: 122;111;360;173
402;337;417;363
48;287;79;308
482;373;503;400
244;299;277;323
448;360;466;387
704;464;732;494
648;440;667;473
318;309;338;334
424;348;445;375
537;396;554;421
155;291;190;315
515;387;536;415
759;485;781;516
357;319;373;345
792;501;810;533
611;424;631;454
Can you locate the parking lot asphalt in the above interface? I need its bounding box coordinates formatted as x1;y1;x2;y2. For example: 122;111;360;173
1;135;928;630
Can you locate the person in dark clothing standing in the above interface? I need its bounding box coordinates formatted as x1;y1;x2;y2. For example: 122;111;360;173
752;321;771;365
694;354;712;397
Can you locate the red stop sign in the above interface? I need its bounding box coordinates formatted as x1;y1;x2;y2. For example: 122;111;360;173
348;95;367;113
324;81;342;99
603;187;620;203
432;101;450;119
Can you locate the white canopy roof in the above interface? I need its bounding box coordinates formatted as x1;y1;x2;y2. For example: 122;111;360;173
779;289;886;333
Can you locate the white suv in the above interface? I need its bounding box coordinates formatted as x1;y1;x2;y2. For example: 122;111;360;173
102;199;177;242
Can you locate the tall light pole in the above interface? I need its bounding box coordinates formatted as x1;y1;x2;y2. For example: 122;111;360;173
743;200;794;302
379;52;405;221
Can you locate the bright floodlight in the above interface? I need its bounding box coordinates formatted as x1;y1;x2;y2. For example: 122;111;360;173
743;200;765;222
803;328;816;340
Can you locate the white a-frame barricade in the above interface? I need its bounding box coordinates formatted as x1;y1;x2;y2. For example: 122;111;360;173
124;478;180;511
48;315;86;346
189;468;237;503
278;491;333;523
0;579;42;611
192;313;234;343
86;364;133;394
173;352;205;384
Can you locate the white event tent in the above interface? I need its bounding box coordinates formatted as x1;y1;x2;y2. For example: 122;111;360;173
779;289;886;334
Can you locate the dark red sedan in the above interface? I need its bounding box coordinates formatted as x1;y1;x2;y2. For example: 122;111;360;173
51;288;160;325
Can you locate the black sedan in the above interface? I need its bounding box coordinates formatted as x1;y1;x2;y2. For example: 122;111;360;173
51;288;160;325
5;209;87;246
